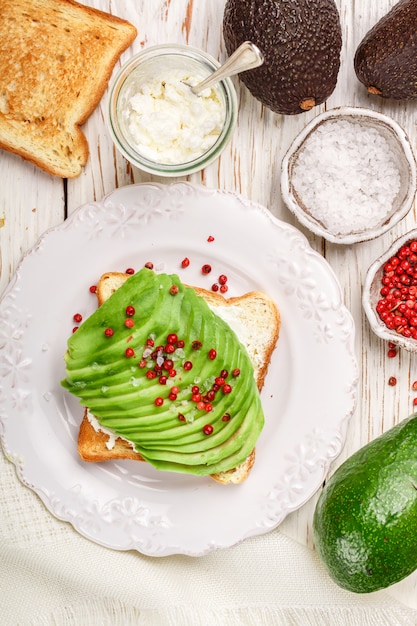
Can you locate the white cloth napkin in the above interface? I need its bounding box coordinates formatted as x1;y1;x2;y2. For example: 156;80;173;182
2;450;417;626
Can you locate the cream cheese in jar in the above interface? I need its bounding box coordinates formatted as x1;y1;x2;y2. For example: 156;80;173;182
124;69;226;165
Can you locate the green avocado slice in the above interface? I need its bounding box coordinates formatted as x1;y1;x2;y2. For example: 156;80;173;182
61;268;264;476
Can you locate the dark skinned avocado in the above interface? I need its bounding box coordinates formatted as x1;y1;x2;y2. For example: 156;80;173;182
354;0;417;100
313;414;417;593
223;0;342;115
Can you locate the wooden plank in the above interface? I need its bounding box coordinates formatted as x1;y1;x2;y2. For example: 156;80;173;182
2;0;417;605
0;152;65;296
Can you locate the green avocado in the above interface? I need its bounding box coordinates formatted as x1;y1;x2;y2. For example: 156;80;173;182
223;0;342;115
354;0;417;100
61;269;264;476
313;414;417;593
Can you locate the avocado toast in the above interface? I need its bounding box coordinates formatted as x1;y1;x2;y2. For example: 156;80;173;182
62;269;280;483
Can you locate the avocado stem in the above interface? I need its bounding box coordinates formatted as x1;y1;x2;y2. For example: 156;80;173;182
300;98;315;111
368;86;382;95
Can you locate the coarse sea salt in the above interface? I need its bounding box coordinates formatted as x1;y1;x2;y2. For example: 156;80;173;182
291;119;401;236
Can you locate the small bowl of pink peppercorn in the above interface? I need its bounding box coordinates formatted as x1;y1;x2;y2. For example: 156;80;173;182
363;230;417;352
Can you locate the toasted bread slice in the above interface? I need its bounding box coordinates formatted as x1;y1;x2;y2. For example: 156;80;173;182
79;410;145;462
0;0;137;177
78;272;280;484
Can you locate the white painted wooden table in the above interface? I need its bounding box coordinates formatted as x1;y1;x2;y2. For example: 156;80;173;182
1;0;417;616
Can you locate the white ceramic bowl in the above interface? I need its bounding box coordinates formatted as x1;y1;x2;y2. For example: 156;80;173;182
281;107;416;245
363;229;417;352
107;44;237;177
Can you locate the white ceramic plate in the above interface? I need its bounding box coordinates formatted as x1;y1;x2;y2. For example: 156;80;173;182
0;183;358;556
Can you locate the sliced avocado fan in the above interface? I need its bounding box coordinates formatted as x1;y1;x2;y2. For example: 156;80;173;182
61;269;264;476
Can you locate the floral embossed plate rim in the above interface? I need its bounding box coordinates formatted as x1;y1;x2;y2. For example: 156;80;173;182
0;182;358;556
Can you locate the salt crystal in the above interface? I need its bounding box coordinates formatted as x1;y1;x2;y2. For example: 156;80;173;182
291;119;402;236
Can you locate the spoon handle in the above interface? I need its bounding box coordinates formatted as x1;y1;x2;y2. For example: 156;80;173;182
191;41;264;95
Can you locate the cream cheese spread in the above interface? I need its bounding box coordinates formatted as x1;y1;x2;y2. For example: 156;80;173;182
86;410;135;451
124;69;225;164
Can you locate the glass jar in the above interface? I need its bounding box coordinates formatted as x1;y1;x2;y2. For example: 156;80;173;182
107;44;238;176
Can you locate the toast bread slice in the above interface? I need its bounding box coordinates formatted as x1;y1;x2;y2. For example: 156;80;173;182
78;272;280;484
0;0;137;177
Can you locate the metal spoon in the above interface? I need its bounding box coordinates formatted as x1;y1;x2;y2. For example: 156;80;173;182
190;41;264;95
